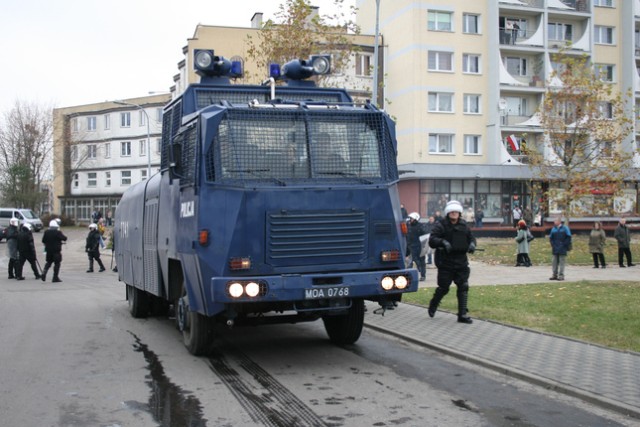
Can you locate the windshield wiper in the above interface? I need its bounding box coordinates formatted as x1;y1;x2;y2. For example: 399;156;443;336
228;169;286;186
317;171;373;184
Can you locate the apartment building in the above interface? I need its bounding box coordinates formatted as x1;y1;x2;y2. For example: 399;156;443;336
52;94;170;221
356;0;640;223
51;10;378;221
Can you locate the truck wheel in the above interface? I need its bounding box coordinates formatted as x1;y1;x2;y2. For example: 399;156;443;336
177;286;214;356
127;285;150;318
322;299;365;345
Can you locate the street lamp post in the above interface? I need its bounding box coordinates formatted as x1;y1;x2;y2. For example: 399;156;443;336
372;0;381;107
114;100;151;178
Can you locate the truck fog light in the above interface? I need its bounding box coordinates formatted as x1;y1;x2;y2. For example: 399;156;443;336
381;276;394;290
245;282;260;297
228;282;244;298
395;276;408;289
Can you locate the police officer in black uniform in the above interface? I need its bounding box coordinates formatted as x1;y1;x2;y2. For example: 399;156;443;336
428;200;476;324
41;219;68;283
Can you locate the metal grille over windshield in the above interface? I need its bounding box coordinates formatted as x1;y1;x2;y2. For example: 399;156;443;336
207;108;397;184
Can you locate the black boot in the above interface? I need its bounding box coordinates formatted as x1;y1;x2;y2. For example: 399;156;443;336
428;287;448;318
457;289;473;324
41;266;49;282
97;259;106;272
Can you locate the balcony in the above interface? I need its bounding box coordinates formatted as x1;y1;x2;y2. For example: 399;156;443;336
499;0;544;8
552;0;590;12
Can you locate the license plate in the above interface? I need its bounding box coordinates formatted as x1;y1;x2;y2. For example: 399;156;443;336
304;286;350;299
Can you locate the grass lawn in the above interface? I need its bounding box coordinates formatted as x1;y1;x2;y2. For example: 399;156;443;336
404;235;640;352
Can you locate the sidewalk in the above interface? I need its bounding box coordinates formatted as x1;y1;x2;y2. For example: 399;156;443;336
364;261;640;419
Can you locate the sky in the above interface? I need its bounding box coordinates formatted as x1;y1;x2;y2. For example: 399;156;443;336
0;0;356;113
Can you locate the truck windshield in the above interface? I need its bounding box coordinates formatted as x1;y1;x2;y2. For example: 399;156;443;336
212;109;397;183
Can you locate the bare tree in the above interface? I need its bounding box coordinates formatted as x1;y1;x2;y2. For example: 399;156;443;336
530;52;635;219
0;100;53;209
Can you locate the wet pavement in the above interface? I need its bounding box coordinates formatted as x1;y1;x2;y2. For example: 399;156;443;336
365;261;640;420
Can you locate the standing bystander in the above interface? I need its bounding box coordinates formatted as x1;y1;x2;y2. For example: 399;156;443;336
549;217;572;281
614;218;634;268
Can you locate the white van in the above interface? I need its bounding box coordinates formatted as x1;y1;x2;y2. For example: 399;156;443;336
0;208;44;232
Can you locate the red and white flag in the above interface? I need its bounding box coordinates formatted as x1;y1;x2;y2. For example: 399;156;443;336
506;134;519;151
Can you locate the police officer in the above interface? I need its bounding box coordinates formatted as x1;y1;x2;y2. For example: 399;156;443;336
406;212;428;281
16;223;41;280
428;200;476;324
6;217;20;279
41;219;68;283
85;223;106;273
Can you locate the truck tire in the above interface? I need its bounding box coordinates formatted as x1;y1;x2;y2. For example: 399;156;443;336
127;285;150;318
176;284;214;356
322;298;365;345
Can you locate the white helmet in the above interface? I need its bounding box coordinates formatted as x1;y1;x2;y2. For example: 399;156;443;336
444;200;463;216
49;220;59;228
22;223;32;231
55;218;62;225
89;223;97;229
9;217;19;226
408;212;420;221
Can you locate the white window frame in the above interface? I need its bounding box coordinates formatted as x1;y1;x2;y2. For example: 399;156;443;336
594;0;613;7
156;108;163;122
121;141;131;157
429;134;454;154
87;144;97;159
594;26;614;45
463;94;481;114
87;116;96;131
141;169;148;181
72;118;79;133
464;135;481;155
548;22;573;41
71;145;78;162
428;51;453;72
139;139;147;156
87;172;97;187
462;13;480;34
121;170;132;186
139;110;146;127
104;142;111;158
105;171;111;187
428;92;454;113
73;173;79;188
104;113;110;130
156;138;162;154
120;112;131;128
595;64;615;82
505;57;528;76
428;10;452;32
462;54;481;74
355;53;372;76
597;102;613;119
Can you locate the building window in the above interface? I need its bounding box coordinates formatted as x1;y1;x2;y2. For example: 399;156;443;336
464;135;481;154
428;11;452;32
120;112;131;127
597;102;613;119
595;64;615;82
428;51;453;72
104;142;111;158
156;138;162;154
73;173;79;188
463;94;481;114
463;13;479;34
355;53;372;76
156;108;163;122
597;141;613;158
141;169;148;181
104;114;110;130
87;144;97;159
505;57;527;76
121;170;132;186
87;172;97;187
548;22;573;41
594;26;614;44
462;54;480;74
71;145;78;162
139;139;147;156
72;118;79;132
429;134;454;154
428;92;454;113
594;0;613;6
87;116;96;131
139;110;146;126
121;141;131;157
105;171;111;187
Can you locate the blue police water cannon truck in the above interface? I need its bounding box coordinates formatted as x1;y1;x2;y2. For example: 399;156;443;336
114;49;418;355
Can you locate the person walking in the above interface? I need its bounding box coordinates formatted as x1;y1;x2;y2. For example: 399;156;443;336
549;217;572;281
41;219;68;283
85;223;106;273
16;223;41;280
514;220;531;267
614;218;634;268
428;200;477;324
589;222;607;269
6;217;20;279
406;212;428;281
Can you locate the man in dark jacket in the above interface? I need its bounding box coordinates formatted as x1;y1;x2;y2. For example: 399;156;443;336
549;217;572;280
428;200;477;324
6;217;20;279
41;220;68;283
85;223;106;273
406;212;428;281
16;223;40;280
614;218;634;268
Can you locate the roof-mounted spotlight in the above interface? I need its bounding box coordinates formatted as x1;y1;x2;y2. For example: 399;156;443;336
281;55;332;81
194;49;231;77
269;63;281;79
230;60;243;78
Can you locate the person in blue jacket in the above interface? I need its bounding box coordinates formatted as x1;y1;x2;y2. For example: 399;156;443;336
549;217;572;281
